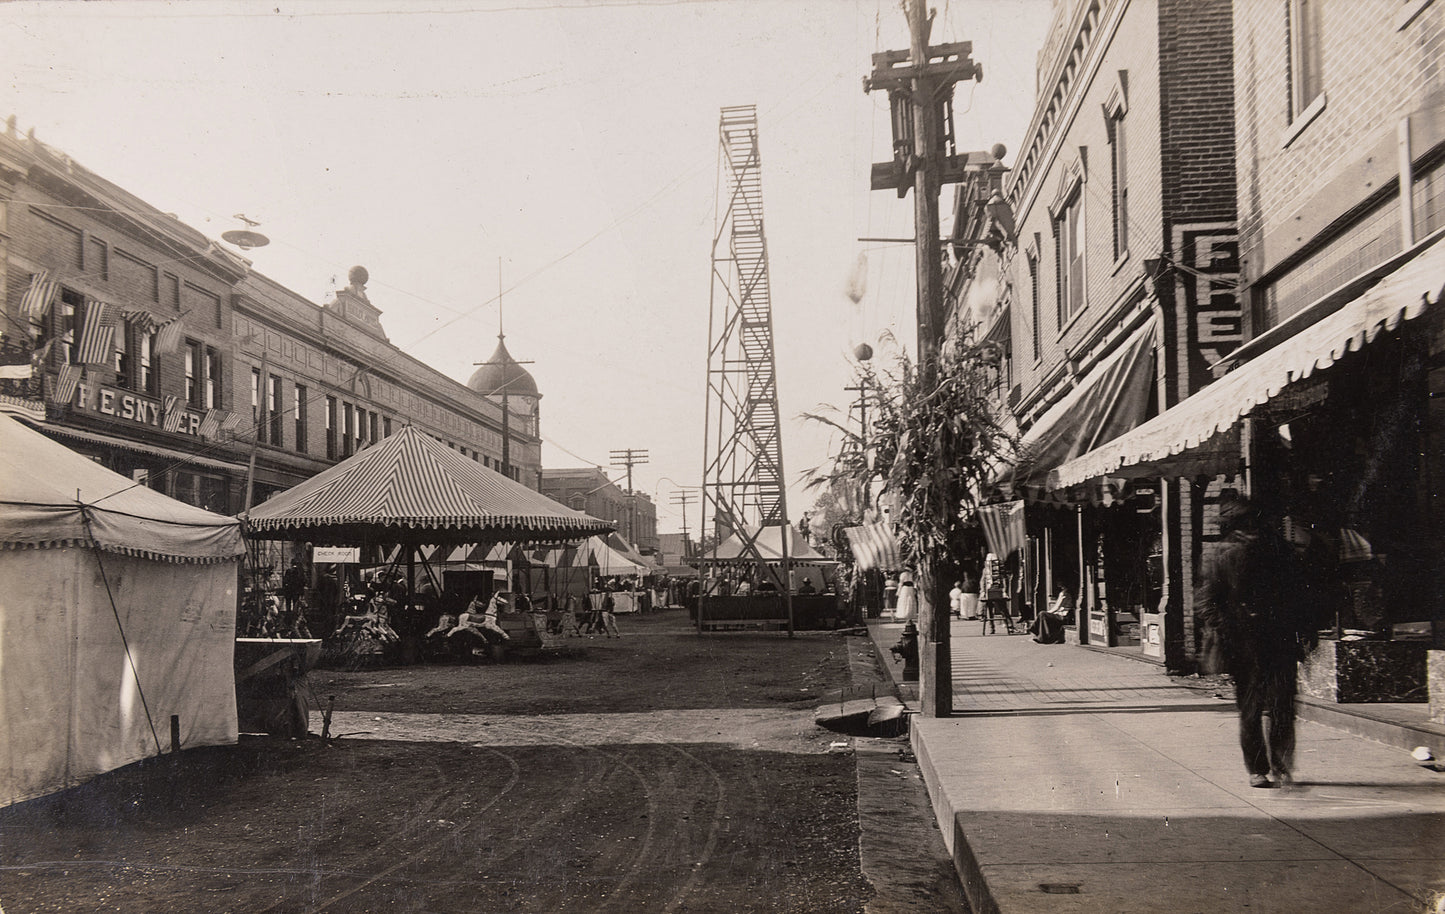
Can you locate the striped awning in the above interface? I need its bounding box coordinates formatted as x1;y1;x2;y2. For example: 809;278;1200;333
976;500;1026;561
1051;239;1444;489
843;522;900;572
244;425;612;545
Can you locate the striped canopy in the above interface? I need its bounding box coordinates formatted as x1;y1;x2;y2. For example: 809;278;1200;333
244;425;612;545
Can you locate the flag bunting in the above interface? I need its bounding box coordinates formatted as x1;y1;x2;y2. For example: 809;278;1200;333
76;300;116;365
50;364;83;405
21;270;59;322
163;395;185;433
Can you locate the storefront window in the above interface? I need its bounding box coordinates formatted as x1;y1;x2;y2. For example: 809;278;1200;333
172;469;228;514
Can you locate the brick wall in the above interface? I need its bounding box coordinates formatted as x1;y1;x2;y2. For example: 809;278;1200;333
1008;0;1169;413
1158;0;1237;226
1234;0;1445;272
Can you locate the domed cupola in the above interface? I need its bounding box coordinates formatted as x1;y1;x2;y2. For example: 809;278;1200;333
467;333;540;399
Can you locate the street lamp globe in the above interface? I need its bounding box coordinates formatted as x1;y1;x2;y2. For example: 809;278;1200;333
853;342;873;362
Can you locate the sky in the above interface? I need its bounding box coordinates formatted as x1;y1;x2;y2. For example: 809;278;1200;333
3;0;1052;536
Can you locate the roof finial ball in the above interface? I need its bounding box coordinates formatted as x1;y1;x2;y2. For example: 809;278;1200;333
853;342;873;363
990;143;1008;161
348;265;369;291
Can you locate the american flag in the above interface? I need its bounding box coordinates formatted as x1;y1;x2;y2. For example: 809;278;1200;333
198;408;222;439
976;499;1027;561
843;522;901;572
20;270;59;322
120;307;154;332
163;395;186;433
76;300;116;365
153;317;184;355
221;411;245;433
49;364;83;405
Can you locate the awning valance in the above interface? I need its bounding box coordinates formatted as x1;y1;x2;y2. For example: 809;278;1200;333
1010;312;1159;485
1052;240;1445;489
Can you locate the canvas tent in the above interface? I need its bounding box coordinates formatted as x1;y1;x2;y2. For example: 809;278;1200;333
567;532;649;575
0;413;244;807
709;524;832;564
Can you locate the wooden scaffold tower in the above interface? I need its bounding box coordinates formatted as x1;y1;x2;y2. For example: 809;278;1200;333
698;104;794;634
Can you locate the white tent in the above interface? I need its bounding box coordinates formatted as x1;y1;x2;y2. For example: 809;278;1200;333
0;413;245;807
709;524;833;564
568;533;649;575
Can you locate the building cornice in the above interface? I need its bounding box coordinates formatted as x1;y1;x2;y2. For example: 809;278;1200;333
1007;0;1128;225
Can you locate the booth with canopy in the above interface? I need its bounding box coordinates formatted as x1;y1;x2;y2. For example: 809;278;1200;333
244;425;612;661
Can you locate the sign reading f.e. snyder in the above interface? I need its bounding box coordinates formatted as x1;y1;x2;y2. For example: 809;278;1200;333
73;381;206;437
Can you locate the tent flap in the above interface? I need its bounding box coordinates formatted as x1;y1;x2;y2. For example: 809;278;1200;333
0;414;243;563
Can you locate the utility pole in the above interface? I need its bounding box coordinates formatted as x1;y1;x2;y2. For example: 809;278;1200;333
865;1;982;718
670;488;697;556
609;447;649;544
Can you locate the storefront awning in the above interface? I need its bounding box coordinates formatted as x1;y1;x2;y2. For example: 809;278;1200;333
1009;312;1159;486
27;420;248;474
1052;240;1445;489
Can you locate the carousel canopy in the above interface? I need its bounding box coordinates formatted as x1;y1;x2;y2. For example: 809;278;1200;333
244;425;612;545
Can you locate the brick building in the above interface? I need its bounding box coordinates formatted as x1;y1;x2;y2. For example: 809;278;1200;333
954;0;1445;680
0;125;541;514
948;0;1238;669
540;467;657;553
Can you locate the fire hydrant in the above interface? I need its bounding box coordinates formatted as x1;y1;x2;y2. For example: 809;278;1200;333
890;621;919;681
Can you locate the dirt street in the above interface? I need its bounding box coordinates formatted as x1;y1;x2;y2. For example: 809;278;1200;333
0;610;959;913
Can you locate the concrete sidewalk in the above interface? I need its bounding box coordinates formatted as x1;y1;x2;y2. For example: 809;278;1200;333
868;619;1445;914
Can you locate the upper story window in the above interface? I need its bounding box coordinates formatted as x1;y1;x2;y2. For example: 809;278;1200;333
1055;191;1085;326
294;384;308;454
1289;0;1324;120
114;321;158;396
53;289;83;365
188;343;221;410
205;348;222;409
268;375;283;445
251;367;261;434
1027;241;1042;362
1108;110;1128;260
326;395;338;460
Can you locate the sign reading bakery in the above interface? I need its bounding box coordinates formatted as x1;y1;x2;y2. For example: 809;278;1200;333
73;381;206;437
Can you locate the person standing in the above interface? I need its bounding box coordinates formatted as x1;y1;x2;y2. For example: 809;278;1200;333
959;570;980;620
1198;496;1316;788
600;590;620;638
894;571;918;622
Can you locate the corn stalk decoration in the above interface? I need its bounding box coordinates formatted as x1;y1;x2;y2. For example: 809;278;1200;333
804;334;1015;574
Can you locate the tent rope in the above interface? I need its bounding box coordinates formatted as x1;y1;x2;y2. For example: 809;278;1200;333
79;502;164;755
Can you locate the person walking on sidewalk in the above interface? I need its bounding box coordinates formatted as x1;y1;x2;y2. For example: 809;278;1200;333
1198;495;1317;788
